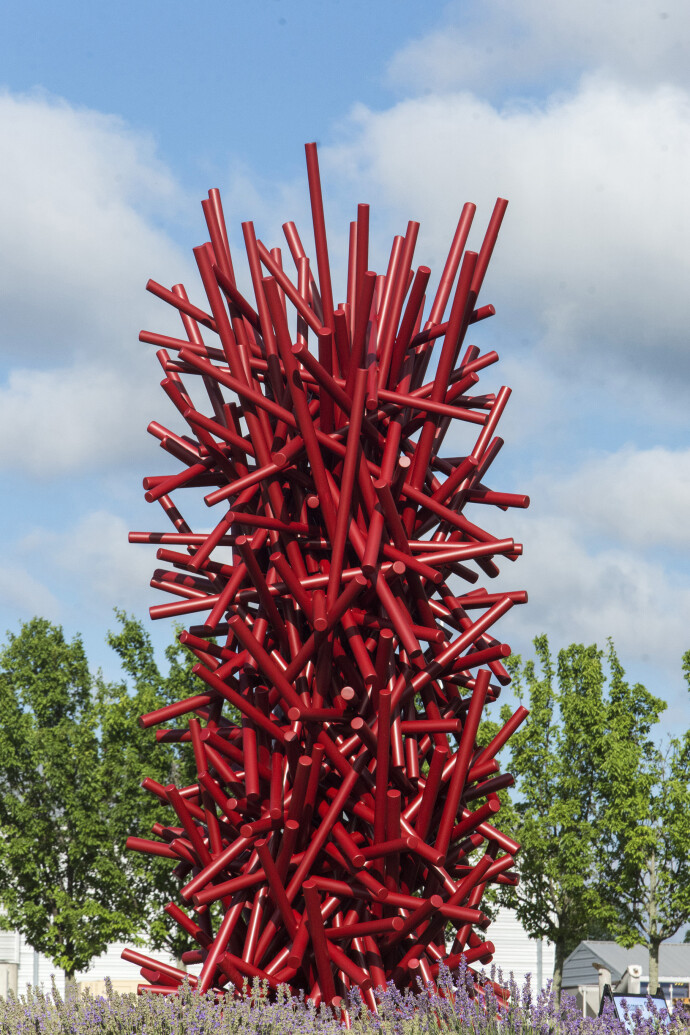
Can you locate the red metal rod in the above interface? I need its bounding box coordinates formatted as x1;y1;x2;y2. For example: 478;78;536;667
327;367;367;608
435;669;491;857
304;143;335;330
374;690;392;845
303;880;337;1004
257;239;324;335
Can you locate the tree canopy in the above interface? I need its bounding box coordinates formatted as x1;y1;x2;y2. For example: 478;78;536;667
602;651;690;991
0;612;209;980
101;609;205;961
486;634;667;998
0;618;142;981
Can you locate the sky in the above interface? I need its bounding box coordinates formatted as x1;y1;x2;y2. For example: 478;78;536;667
0;0;689;736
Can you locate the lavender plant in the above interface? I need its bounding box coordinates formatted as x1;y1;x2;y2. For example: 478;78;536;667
0;968;687;1035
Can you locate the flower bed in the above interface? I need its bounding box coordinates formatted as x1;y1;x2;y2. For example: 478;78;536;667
1;965;687;1034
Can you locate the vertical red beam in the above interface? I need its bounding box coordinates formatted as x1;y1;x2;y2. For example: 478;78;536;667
304;143;335;331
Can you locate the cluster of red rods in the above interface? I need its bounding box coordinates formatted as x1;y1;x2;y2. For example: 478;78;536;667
123;143;529;1011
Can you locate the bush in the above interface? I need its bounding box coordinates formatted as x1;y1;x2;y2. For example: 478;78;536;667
0;966;687;1034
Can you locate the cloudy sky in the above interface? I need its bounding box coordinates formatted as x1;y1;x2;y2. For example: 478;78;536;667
1;0;688;731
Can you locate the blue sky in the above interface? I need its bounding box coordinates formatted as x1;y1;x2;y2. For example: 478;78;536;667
1;0;689;734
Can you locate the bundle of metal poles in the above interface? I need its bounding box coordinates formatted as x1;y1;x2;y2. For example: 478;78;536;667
123;143;529;1011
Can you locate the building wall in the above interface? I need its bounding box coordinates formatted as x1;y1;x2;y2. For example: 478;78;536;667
484;908;555;991
562;942;612;988
1;908;550;998
0;933;201;998
562;941;690;1017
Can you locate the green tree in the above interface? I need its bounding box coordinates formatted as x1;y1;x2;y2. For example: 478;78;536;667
488;635;666;999
603;676;690;993
0;613;216;984
0;618;144;988
101;609;211;963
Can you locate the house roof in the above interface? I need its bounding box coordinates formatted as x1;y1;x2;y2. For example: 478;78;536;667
563;941;690;987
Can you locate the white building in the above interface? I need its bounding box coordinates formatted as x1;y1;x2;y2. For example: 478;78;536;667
482;907;555;990
0;907;551;998
563;941;690;1017
0;930;199;998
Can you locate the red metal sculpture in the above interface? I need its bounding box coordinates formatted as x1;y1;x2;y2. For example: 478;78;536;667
123;142;529;1010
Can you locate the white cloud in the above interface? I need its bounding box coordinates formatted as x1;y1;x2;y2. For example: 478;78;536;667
484;442;690;694
505;513;690;668
322;75;690;390
0;564;61;623
0;90;192;359
387;0;690;98
0;350;217;477
0;365;158;475
551;445;690;548
19;510;153;614
0;90;215;476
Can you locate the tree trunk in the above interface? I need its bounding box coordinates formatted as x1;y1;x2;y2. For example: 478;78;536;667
64;972;78;999
175;955;188;973
649;938;661;996
648;851;660;994
553;939;566;1002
